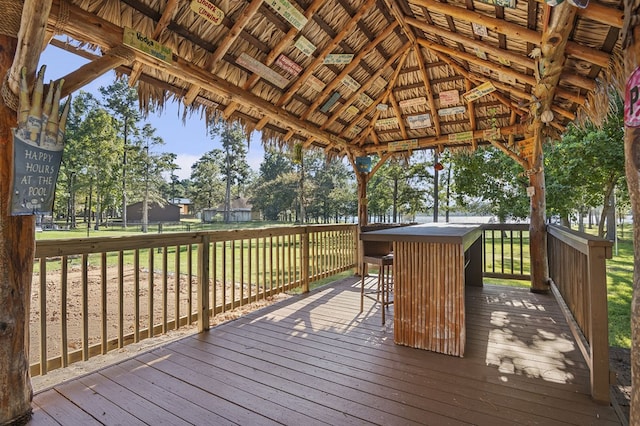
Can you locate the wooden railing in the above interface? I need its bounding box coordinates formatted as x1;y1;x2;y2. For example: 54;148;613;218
547;224;612;403
481;223;530;280
32;224;357;377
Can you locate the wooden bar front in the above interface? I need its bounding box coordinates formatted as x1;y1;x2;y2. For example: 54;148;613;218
361;224;483;357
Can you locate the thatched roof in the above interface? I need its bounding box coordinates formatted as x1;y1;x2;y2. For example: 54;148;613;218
8;0;625;163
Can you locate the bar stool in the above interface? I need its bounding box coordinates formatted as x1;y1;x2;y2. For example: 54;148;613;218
360;243;394;325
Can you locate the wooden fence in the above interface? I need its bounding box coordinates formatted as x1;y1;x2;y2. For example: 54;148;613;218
32;224;357;377
481;223;530;281
547;224;612;403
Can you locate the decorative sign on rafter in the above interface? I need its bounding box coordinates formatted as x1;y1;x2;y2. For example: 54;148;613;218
438;106;466;116
294;35;316;56
399;97;427;109
439;90;459;107
266;0;308;30
306;75;326;92
349;125;362;136
497;56;511;66
324;54;354;65
377;103;389;111
275;54;302;76
499;73;517;84
236;52;290;89
358;93;374;107
477;0;516;8
388;139;419;151
407;113;432;129
448;131;474;142
463;81;496;102
472;23;488;37
190;0;224;25
474;48;487;60
342;75;361;92
123;27;173;64
483;127;501;140
375;117;399;129
373;76;387;90
346;105;360;116
320;91;341;113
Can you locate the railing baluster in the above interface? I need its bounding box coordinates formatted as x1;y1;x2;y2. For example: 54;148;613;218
162;246;168;334
148;248;154;338
118;251;124;348
134;249;140;343
39;257;47;375
101;252;107;355
61;256;68;368
175;245;180;330
188;244;193;324
81;254;89;361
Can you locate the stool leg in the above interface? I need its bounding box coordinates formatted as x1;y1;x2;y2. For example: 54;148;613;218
360;262;365;313
380;268;385;325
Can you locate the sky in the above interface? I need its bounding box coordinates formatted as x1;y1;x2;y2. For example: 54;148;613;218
39;44;265;180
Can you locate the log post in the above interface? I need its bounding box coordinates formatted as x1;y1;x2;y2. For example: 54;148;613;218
0;33;35;425
528;122;550;292
356;171;368;276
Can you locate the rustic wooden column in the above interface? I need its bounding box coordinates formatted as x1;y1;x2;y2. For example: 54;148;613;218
356;170;368;276
623;22;640;425
0;1;52;422
528;122;550;292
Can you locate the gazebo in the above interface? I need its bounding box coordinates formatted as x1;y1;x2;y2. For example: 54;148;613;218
0;0;637;423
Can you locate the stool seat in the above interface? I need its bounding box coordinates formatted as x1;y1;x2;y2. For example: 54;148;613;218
361;253;393;325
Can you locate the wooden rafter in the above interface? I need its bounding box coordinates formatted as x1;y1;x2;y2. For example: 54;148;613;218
128;0;178;86
466;80;477;149
183;0;264;106
414;45;441;136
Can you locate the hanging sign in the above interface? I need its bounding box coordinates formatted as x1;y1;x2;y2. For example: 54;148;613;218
388;139;419;151
190;0;224;25
275;54;302;76
266;0;308;30
355;156;372;173
499;73;517;84
625;67;640;127
373;76;387;90
294;35;316;56
346;105;360;116
497;56;511;66
477;0;516;8
407;113;432;129
472;23;488;37
474;47;487;60
123;27;173;64
480;66;492;75
438;106;466;116
12;67;69;216
375;117;399;129
320;91;341;113
399;97;427;109
439;90;459;107
376;103;388;111
306;75;326;92
236;52;290;89
349;125;362;136
342;75;361;92
359;93;374;107
448;131;474;142
463;81;496;102
324;54;354;65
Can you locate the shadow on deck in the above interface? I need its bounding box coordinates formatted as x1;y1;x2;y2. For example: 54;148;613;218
30;277;620;425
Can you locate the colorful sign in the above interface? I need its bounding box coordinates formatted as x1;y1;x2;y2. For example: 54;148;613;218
477;0;516;8
448;131;474;142
439;90;459;107
376;103;388;111
355;156;372;173
266;0;308;30
324;54;354;65
625;67;640;127
497;56;511;66
294;35;316;56
499;73;517;84
123;27;173;64
190;0;224;25
307;75;325;92
474;47;487;60
375;117;399;128
399;97;427;109
342;75;361;92
483;127;501;140
275;54;302;76
472;23;488;37
320;91;341;113
236;52;290;89
388;139;419;151
359;93;374;107
346;105;359;115
349;125;362;135
463;81;496;102
407;113;432;129
438;106;466;116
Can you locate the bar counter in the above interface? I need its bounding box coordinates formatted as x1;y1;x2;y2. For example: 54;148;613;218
360;223;483;356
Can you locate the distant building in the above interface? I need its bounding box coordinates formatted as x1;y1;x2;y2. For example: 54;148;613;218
202;197;259;222
169;198;193;216
126;201;180;223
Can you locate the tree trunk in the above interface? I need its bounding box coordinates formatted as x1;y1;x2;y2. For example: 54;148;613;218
529;124;550;293
433;150;439;222
598;178;616;238
0;33;34;424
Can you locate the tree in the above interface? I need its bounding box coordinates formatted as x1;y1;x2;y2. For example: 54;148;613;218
249;148;298;221
99;78;141;228
208;122;250;223
189;150;225;212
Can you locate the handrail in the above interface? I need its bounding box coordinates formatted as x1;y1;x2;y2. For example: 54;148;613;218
32;224;357;377
547;224;612;403
480;223;530;280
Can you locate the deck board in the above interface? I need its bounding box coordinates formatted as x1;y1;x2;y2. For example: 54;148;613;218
30;278;620;425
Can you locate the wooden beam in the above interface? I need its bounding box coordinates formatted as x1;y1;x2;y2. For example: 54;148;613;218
408;0;611;68
129;0;179;86
222;0;325;120
414;45;442;136
275;0;377;108
184;0;263;105
490;139;528;168
466;80;477;149
533;0;623;28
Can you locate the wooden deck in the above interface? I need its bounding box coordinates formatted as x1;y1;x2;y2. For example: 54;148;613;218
29;277;620;425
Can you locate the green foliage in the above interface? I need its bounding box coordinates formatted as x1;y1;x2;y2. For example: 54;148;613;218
452;147;529;222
